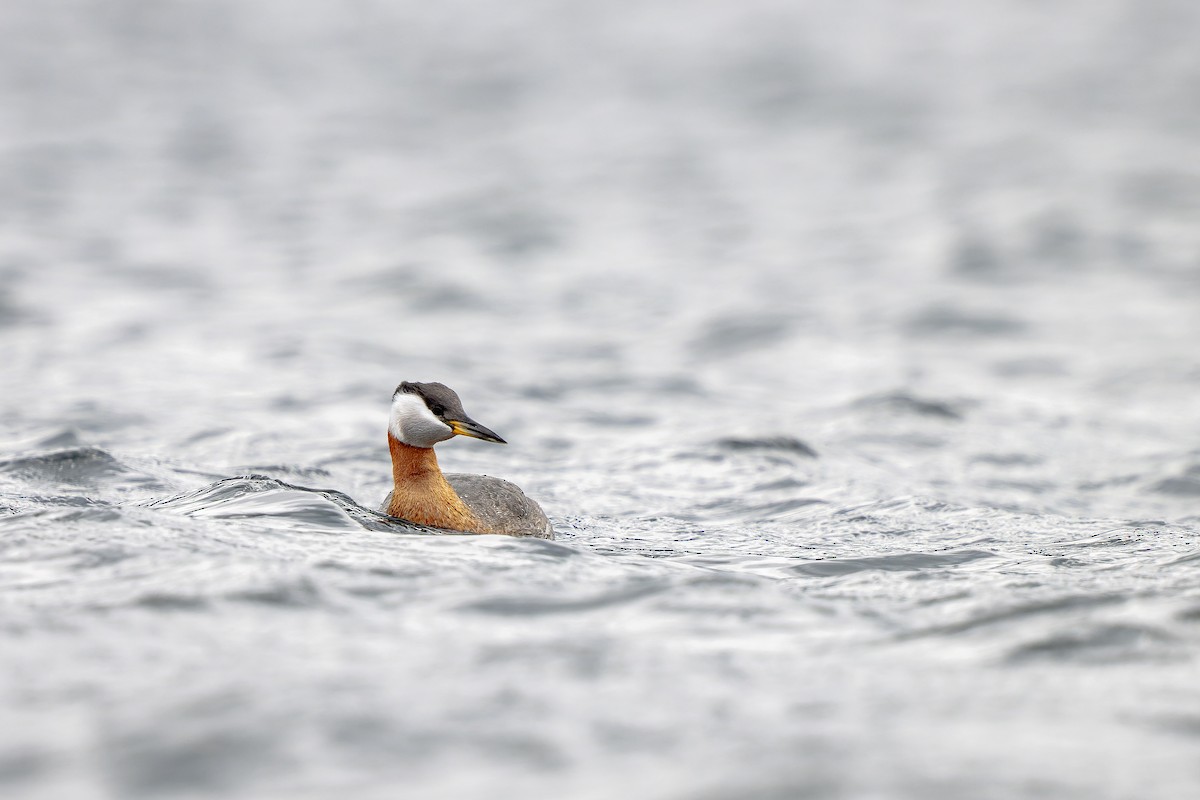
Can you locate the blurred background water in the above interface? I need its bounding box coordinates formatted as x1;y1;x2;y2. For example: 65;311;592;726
2;1;1199;798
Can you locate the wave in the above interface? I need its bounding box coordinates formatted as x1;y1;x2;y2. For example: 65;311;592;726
144;475;427;535
715;436;818;457
0;446;159;488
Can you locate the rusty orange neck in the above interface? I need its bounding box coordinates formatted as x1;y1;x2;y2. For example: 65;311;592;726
386;434;482;532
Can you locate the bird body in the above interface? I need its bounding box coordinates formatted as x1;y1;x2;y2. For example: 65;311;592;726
442;473;553;538
380;382;553;539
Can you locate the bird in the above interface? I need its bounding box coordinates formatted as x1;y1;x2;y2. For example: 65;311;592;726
380;381;554;539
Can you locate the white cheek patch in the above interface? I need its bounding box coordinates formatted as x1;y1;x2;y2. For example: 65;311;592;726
389;393;454;448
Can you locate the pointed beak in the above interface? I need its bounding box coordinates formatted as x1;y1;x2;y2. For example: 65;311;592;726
447;417;507;444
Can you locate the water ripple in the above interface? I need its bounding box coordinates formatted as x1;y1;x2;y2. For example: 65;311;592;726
789;549;996;577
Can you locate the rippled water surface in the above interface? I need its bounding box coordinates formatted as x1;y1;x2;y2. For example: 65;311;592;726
3;1;1200;798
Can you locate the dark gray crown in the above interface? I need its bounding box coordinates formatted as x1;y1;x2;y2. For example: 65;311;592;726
394;381;468;420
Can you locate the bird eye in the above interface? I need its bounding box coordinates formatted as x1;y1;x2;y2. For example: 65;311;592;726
430;404;445;417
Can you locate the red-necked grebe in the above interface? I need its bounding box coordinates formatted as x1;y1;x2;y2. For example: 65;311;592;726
380;381;553;539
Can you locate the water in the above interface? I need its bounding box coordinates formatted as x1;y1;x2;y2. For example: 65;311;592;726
2;1;1200;797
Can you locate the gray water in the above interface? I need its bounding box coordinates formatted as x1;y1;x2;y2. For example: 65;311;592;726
2;1;1200;798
